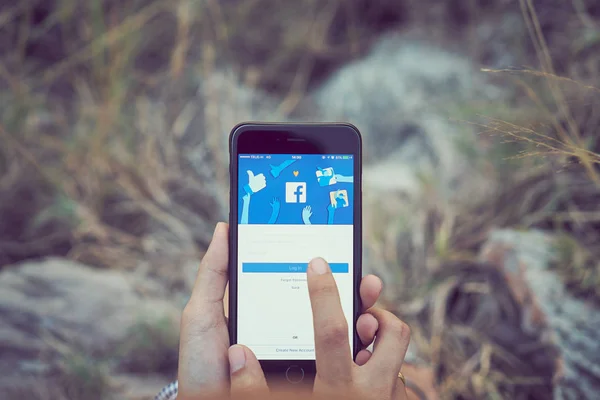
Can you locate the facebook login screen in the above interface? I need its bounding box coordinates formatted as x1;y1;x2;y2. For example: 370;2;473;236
237;154;354;360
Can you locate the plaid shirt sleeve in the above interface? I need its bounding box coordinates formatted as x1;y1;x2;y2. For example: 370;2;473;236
155;380;178;400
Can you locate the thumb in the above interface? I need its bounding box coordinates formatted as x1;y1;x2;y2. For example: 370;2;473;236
246;170;255;180
229;345;268;396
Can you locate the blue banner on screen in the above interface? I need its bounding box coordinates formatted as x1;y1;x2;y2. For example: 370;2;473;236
242;262;349;273
238;154;354;225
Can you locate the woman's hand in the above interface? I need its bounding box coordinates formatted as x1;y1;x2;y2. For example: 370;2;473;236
177;223;231;399
308;257;410;400
229;257;411;400
177;223;389;399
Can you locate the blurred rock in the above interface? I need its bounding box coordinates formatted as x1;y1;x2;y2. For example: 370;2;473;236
190;34;505;208
192;69;285;166
194;34;504;194
474;12;524;69
183;69;287;216
480;236;550;338
0;257;180;392
403;257;559;399
482;230;600;400
311;35;505;195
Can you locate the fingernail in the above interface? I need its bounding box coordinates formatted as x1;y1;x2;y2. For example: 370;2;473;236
228;345;246;374
309;258;329;275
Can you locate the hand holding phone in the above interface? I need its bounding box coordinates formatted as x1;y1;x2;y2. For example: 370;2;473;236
228;257;411;399
177;223;411;400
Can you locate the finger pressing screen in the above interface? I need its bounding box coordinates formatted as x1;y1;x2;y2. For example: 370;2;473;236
307;257;353;384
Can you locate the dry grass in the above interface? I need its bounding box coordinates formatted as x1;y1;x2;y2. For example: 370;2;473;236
0;0;419;270
370;2;600;398
3;0;592;270
1;0;600;399
464;0;600;300
0;0;226;269
402;0;600;299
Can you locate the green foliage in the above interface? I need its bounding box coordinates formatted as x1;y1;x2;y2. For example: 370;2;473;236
115;315;179;373
573;27;600;55
552;233;600;302
59;353;113;400
31;193;80;231
445;101;519;123
447;101;544;178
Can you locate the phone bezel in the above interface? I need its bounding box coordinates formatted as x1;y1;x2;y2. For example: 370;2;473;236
228;122;363;381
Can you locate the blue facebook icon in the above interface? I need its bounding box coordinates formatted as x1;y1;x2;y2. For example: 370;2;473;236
286;182;307;203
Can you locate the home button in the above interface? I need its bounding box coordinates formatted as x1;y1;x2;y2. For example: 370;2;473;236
285;365;305;384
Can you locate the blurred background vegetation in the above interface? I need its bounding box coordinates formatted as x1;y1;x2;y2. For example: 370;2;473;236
0;0;599;399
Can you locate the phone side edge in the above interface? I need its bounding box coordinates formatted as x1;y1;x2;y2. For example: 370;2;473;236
228;124;246;347
351;124;363;360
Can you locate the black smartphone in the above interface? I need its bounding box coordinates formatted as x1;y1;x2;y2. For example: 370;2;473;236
228;123;362;386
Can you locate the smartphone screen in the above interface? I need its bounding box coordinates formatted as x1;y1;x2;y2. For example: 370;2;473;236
236;153;355;361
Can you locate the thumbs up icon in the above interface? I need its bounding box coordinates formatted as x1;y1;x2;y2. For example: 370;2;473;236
244;170;267;195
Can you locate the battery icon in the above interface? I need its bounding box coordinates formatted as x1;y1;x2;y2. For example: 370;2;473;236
342;156;349;159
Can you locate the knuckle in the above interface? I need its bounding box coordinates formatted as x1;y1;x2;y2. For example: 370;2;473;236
377;309;411;342
391;318;411;342
400;320;411;340
318;320;349;346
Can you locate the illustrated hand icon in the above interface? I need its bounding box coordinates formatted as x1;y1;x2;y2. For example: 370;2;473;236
327;203;336;225
270;159;296;178
302;205;313;225
245;170;266;195
317;166;337;186
270;164;282;178
268;197;281;224
334;174;353;183
318;167;331;176
270;197;281;211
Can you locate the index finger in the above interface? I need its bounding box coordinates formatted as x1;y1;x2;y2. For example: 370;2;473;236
307;258;353;385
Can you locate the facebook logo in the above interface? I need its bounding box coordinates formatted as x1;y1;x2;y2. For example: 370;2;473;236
285;182;307;203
